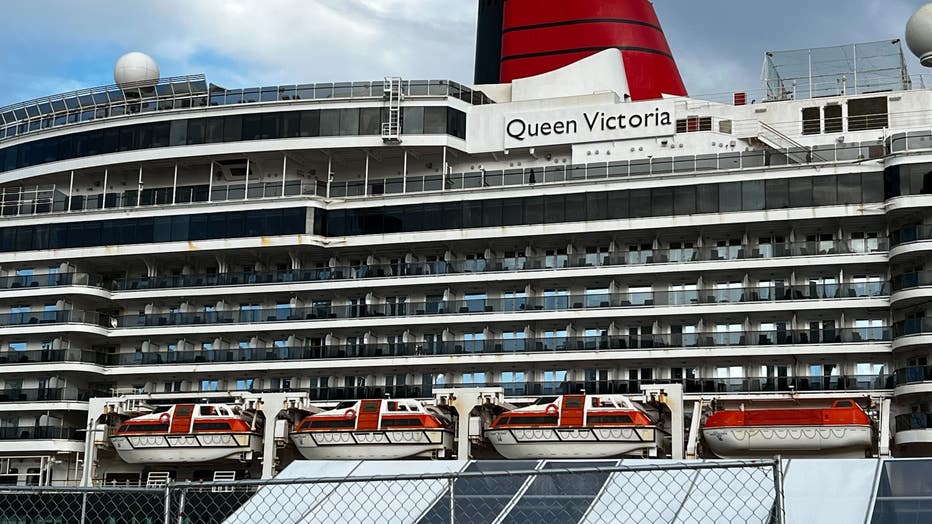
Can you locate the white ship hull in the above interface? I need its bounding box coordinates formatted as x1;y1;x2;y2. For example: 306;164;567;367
486;427;656;459
110;433;262;464
701;425;873;459
291;429;453;460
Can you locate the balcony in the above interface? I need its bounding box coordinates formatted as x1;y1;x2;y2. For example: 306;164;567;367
302;375;891;402
894;413;932;448
891;225;932;248
0;310;107;328
31;329;890;370
0;239;887;296
107;286;887;330
0;348;106;365
0;272;104;290
0;388;107;402
892;319;932;351
0;426;81;440
893;365;932;396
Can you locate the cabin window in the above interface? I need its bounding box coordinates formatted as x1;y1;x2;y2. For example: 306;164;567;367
835;401;852;408
824;105;843;133
847;97;888;131
802;107;821;135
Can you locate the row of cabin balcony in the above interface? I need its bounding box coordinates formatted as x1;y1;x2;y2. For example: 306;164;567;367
92;361;894;401
0;413;83;440
0;229;888;292
3;269;889;309
0;277;892;329
0;316;893;367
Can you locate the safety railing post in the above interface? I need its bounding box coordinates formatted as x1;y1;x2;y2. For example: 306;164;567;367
772;455;785;524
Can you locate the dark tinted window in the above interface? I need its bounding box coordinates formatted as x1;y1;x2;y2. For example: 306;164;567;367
0;208;307;253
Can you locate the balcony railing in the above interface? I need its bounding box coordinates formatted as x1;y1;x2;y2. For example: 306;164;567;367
891;271;932;292
302;375;891;401
0;310;108;328
8;330;890;369
0;348;106;365
894;366;932;385
0;426;81;440
0;388;108;402
0;272;104;289
1;239;887;294
895;413;932;432
107;286;887;329
891;225;932;247
893;318;932;338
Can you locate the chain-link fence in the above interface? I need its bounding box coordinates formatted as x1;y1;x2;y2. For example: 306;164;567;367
0;459;784;524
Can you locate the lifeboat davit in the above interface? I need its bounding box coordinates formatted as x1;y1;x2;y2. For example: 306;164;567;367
486;394;657;459
291;399;454;460
701;399;873;459
110;403;262;463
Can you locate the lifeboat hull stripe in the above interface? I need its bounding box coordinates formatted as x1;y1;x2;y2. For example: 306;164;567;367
488;426;656;443
293;429;451;447
291;430;453;460
110;433;257;449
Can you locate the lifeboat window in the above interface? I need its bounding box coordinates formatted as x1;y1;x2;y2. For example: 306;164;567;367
532;397;559;406
193;422;232;431
121;423;170;433
361;401;380;412
117;425;127;433
387;401;398;411
175;406;193;417
335;401;356;409
199;406;217;416
588;414;633;424
381;418;423;427
309;419;355;429
508;415;559;425
834;400;852;408
564;397;584;408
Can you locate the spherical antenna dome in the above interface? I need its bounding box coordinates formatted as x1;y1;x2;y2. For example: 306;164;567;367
906;3;932;67
113;52;160;87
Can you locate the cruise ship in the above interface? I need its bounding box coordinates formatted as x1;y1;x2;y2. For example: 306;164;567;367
2;0;932;486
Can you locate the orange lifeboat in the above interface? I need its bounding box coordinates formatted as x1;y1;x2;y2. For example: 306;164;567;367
702;399;873;458
291;399;454;460
110;403;262;463
485;394;657;459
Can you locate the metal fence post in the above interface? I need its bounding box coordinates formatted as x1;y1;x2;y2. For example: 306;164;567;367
448;476;455;524
176;486;187;524
772;455;785;524
163;486;172;524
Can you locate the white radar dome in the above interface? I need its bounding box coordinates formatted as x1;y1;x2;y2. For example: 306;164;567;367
907;3;932;67
113;52;160;87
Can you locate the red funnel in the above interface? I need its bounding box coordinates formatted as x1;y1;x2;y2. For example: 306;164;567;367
499;0;687;101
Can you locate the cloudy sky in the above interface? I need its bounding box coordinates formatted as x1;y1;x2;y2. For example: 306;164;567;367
0;0;928;107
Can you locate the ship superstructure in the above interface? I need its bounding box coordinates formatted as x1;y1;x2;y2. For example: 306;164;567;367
2;0;932;486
